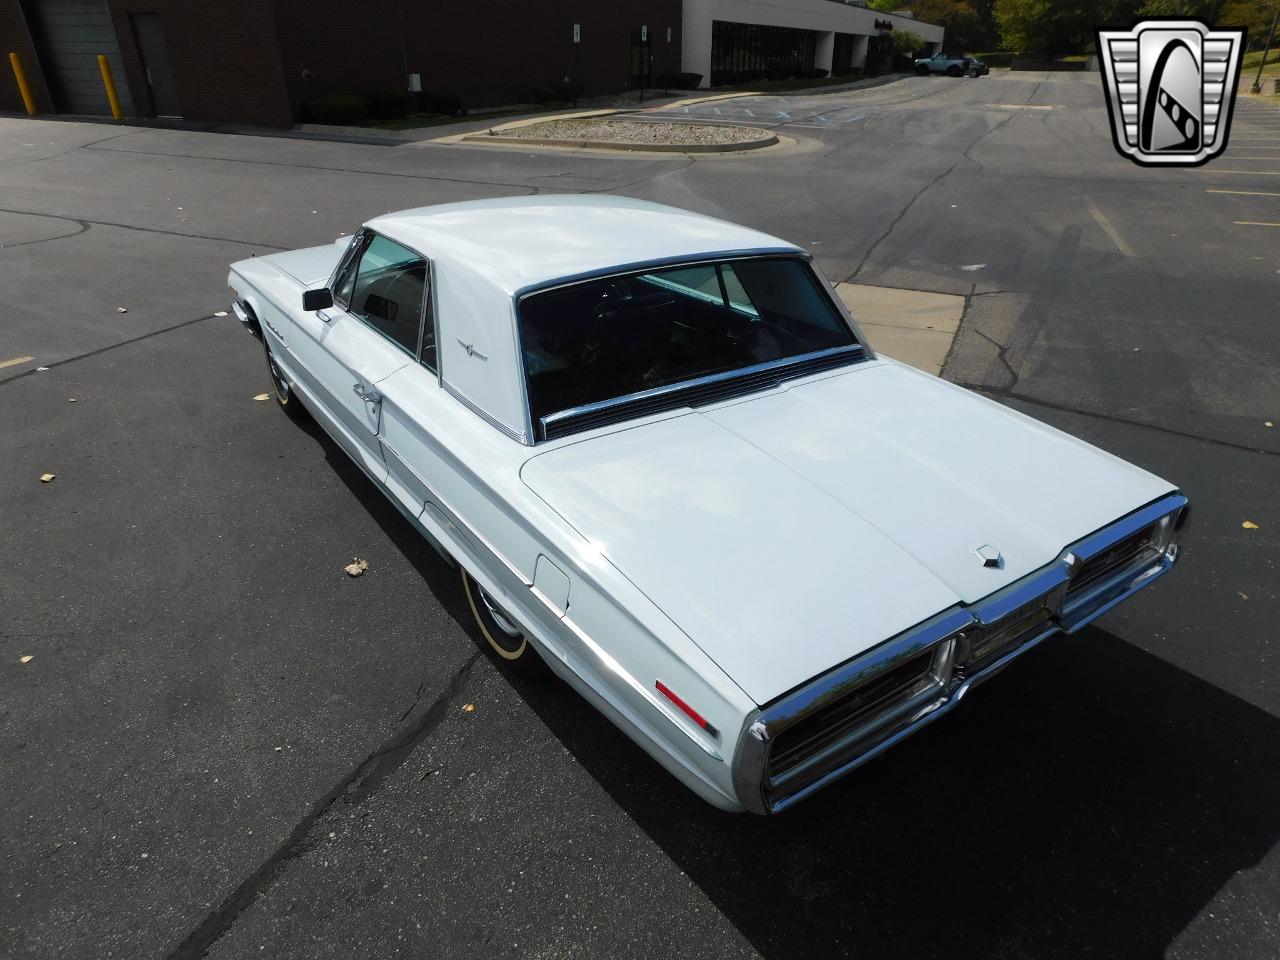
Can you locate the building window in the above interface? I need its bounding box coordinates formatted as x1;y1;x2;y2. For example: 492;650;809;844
709;21;819;85
832;34;858;76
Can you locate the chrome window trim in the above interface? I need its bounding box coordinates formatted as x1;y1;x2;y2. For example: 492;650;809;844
733;491;1190;814
328;230;366;309
539;343;865;437
512;251;870;445
441;381;528;444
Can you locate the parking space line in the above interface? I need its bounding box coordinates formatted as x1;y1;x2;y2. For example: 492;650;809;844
1086;199;1135;256
0;355;35;369
1207;188;1280;196
1233;220;1280;227
1203;170;1280;175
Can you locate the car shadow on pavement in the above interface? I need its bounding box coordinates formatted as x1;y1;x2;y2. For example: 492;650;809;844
296;416;1279;958
515;627;1280;959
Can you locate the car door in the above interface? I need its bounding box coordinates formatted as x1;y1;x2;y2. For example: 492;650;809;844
289;231;425;482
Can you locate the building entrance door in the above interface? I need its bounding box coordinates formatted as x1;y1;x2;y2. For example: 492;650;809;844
132;12;181;117
630;29;651;88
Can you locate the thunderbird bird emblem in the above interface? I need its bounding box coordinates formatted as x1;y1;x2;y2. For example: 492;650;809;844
456;339;488;361
1098;19;1245;167
975;545;1003;569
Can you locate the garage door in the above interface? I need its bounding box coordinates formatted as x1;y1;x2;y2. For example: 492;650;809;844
26;0;135;116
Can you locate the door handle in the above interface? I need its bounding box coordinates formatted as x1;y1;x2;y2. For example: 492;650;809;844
353;383;381;404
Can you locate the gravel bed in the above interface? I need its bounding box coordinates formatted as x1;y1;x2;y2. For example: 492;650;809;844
490;117;768;145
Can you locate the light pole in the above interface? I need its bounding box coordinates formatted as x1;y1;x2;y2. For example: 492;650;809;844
1251;1;1280;94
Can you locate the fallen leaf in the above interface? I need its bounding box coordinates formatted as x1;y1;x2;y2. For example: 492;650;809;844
960;263;986;272
1239;592;1249;600
1267;421;1274;428
68;398;76;403
1242;521;1259;530
214;310;228;317
344;558;369;577
253;393;270;401
116;306;128;313
19;655;32;664
36;366;49;372
39;473;55;483
462;703;476;713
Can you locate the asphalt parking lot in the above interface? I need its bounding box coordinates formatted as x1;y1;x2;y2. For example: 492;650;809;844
3;71;1279;960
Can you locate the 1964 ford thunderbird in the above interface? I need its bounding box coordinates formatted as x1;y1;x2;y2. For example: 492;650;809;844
228;196;1188;814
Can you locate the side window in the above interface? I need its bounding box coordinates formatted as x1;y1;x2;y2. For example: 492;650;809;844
348;234;427;356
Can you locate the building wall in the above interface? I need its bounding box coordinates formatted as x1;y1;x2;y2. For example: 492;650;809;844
682;0;944;87
269;0;682;119
0;1;54;113
105;1;292;126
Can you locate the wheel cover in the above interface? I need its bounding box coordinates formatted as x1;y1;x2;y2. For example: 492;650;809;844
479;587;523;642
266;348;289;399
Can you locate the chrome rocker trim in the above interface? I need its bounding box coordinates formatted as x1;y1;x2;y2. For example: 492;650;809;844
734;492;1189;815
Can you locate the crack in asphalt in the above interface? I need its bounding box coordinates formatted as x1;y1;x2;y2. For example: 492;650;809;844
962;383;1280;457
166;652;481;960
80;142;552;193
0;206;285;251
0;312;219;387
845;112;1015;282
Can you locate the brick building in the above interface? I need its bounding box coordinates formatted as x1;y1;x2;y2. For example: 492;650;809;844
0;0;940;127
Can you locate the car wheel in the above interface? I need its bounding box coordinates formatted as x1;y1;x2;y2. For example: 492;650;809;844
916;65;930;76
262;339;307;420
461;569;549;677
947;65;963;77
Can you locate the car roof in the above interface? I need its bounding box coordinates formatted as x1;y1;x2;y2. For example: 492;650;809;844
365;195;801;296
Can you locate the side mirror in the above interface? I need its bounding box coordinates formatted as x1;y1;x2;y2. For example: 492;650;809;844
302;287;334;312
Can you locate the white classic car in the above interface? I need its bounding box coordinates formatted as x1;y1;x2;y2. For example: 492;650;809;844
228;196;1188;814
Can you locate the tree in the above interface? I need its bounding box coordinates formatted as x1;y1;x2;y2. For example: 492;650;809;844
894;29;928;55
995;0;1143;56
1219;0;1280;45
910;0;990;50
867;0;901;11
1137;0;1215;14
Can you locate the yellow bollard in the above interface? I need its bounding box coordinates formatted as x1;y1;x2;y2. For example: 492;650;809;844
97;54;122;122
9;52;37;116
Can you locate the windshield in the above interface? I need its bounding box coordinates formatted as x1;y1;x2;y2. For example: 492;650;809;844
518;256;858;425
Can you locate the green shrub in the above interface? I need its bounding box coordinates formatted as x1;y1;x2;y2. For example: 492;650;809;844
304;94;371;125
893;30;926;56
657;72;703;88
419;92;463;116
968;51;1017;67
366;90;413;120
532;80;585;104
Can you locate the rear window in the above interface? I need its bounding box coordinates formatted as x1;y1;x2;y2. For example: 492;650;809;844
518;256;856;424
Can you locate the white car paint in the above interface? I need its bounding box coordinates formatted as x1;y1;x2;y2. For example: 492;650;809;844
227;196;1185;813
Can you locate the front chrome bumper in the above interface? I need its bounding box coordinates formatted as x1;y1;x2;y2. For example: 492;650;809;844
734;492;1190;814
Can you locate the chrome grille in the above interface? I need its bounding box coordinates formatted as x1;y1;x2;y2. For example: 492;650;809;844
767;648;940;787
1068;520;1161;601
965;602;1055;670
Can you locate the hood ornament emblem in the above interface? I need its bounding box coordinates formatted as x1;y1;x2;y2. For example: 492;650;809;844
974;544;1003;569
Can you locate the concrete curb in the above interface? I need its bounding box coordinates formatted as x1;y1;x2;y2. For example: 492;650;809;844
459;129;779;153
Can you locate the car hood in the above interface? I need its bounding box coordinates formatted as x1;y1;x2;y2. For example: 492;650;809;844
520;360;1174;704
262;238;349;287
